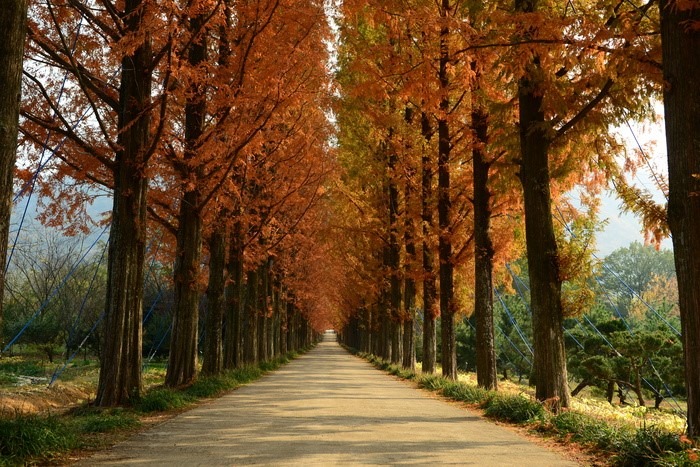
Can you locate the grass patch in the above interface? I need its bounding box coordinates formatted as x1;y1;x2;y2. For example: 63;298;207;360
0;415;74;463
135;387;193;413
483;394;545;424
70;408;139;433
441;380;489;404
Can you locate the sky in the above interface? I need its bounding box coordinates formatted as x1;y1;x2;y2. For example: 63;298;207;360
593;108;672;257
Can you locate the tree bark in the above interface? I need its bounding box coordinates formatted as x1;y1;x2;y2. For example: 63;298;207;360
165;13;207;388
472;98;498;390
516;23;570;409
96;0;151;405
0;0;28;343
438;0;456;380
661;0;700;438
388;143;402;365
244;269;259;364
202;227;226;375
421;112;437;374
224;220;244;369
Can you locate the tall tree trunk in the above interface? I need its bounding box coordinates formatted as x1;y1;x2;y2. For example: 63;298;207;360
388;143;403;365
516;0;570;409
165;13;207;388
244;269;259;364
403;108;417;371
280;293;288;355
0;0;28;342
96;0;151;405
472;93;498;390
224;219;244;369
202;227;226;375
421;112;437;374
257;263;269;363
438;0;456;380
661;0;700;438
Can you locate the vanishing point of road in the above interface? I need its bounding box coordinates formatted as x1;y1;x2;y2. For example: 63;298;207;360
79;332;580;466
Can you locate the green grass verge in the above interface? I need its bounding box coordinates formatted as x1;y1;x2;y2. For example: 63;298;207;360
355;351;699;466
0;349;309;466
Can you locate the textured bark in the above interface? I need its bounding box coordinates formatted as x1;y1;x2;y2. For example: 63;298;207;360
0;0;27;342
202;228;226;375
223;220;244;368
516;0;570;409
388;145;402;365
258;264;269;363
421;112;437;374
472;100;498;390
165;14;207;388
166;188;203;387
280;296;288;355
244;269;259;364
401;107;417;371
661;0;700;438
438;0;456;380
96;0;151;405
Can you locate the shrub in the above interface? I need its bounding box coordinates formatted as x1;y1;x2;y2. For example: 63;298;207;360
484;394;545;424
614;426;692;467
417;374;449;391
135;388;192;413
549;411;623;450
0;415;74;461
441;381;489;404
73;410;139;433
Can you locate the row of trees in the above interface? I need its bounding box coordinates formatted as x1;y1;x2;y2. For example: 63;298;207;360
2;0;344;406
333;0;700;437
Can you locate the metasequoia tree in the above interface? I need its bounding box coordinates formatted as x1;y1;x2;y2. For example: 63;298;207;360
143;0;331;385
0;0;28;346
660;0;700;438
509;0;660;410
21;0;171;405
336;0;478;378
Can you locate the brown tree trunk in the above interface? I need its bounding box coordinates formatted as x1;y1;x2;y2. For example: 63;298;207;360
280;294;288;355
96;0;151;405
438;0;456;380
0;0;27;342
661;0;700;437
388;144;402;365
165;13;207;388
472;99;498;390
224;220;244;369
258;264;269;363
202;227;226;375
421;112;437;374
166;188;203;387
244;269;259;364
402;108;417;372
516;0;570;407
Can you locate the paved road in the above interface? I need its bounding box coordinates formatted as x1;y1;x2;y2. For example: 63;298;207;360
80;332;580;465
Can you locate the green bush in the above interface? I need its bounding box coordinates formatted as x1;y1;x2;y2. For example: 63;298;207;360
417;374;449;391
614;426;691;467
0;415;74;461
184;376;231;399
549;411;624;450
135;388;193;413
483;394;545;424
73;410;139;434
441;381;489;404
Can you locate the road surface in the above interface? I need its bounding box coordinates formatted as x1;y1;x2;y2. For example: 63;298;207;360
79;332;580;466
